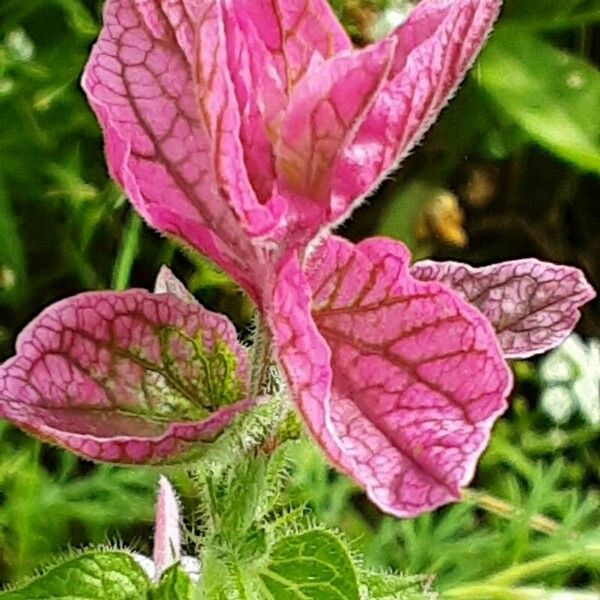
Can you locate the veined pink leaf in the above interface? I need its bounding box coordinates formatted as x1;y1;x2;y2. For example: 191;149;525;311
275;38;395;206
234;0;352;93
267;251;333;457
268;252;362;487
411;259;596;359
272;236;512;517
0;289;251;464
222;1;286;204
331;0;502;221
82;0;278;300
153;476;182;577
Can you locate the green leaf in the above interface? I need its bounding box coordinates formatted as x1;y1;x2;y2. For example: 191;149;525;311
219;457;267;536
258;529;360;600
194;551;233;600
150;565;194;600
360;570;437;600
478;29;600;174
502;0;600;30
0;551;149;599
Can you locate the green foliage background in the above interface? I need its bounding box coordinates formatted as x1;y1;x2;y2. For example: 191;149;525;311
0;0;599;597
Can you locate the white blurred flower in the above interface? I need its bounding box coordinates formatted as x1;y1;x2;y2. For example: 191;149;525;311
5;29;35;62
539;334;600;426
540;387;575;425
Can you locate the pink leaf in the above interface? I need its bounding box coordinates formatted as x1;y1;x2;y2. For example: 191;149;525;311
411;259;596;359
267;251;333;457
221;1;286;204
154;265;197;304
82;0;277;300
234;0;352;93
0;289;251;464
275;38;395;205
153;476;182;577
271;236;512;517
331;0;502;221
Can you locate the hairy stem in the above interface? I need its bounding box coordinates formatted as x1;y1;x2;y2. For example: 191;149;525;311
249;314;273;399
462;489;562;536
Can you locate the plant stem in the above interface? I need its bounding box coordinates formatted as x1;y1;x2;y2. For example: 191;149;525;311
231;562;251;600
522;427;600;455
462;489;562;536
486;548;600;586
249;314;273;399
111;211;141;290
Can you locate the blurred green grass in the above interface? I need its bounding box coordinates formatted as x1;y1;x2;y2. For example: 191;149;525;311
0;0;599;594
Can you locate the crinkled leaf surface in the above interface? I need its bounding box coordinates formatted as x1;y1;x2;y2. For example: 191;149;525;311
234;0;351;92
82;0;275;301
221;0;285;204
0;289;250;464
275;39;394;203
411;259;596;358
332;0;502;220
271;236;511;517
0;551;149;599
258;529;359;600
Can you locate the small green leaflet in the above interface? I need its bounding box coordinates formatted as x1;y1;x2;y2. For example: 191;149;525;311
150;565;194;600
258;529;360;600
360;570;437;600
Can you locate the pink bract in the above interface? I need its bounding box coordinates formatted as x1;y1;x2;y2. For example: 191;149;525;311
412;259;596;358
0;288;251;464
82;0;503;301
269;237;512;516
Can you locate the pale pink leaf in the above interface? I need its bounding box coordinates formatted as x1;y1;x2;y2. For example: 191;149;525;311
331;0;502;221
153;476;182;577
275;38;395;206
304;236;512;517
154;265;197;304
411;259;596;359
0;290;251;464
82;0;277;299
234;0;352;93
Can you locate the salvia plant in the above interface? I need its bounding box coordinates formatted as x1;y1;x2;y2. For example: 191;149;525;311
0;0;596;598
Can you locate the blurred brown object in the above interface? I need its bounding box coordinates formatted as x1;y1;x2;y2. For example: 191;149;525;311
460;164;500;209
415;190;468;248
344;0;379;45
